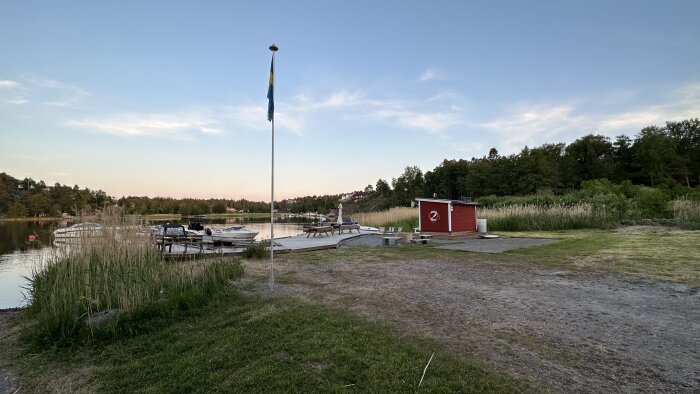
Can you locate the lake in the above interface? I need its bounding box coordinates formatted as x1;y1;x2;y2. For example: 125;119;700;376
0;218;306;309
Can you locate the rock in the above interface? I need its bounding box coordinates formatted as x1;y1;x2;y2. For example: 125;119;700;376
536;270;568;277
87;309;121;327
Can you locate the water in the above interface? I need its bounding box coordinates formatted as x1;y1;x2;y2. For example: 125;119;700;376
0;218;306;309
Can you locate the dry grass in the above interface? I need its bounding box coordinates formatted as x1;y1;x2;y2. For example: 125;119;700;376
479;203;614;230
670;198;700;222
353;207;419;227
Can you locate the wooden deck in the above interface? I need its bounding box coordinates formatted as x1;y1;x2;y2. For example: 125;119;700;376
160;230;375;259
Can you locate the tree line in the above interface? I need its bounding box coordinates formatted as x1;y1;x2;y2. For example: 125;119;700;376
354;118;699;210
2;118;697;217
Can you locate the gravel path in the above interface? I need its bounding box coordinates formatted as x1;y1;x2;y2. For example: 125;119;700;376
240;251;700;393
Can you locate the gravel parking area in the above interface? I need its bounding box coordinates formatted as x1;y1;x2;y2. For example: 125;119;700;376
241;250;700;393
342;234;559;253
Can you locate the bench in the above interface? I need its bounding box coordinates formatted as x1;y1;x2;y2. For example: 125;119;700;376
303;226;334;238
410;234;433;245
336;224;360;234
382;236;402;246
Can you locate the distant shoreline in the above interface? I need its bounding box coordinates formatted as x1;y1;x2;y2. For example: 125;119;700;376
0;212;281;222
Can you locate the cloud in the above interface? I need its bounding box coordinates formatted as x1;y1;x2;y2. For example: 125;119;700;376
374;108;462;134
25;77;89;106
480;81;700;154
0;77;88;106
226;104;306;136
67;112;222;140
263;90;464;135
419;68;440;82
0;79;26;104
0;80;21;89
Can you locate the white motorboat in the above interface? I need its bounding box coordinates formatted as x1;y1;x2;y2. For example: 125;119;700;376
53;222;103;240
209;226;258;243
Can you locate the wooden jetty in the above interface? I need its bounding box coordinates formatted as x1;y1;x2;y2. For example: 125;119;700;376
159;230;373;259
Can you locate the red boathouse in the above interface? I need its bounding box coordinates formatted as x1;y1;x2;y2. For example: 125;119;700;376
416;198;479;234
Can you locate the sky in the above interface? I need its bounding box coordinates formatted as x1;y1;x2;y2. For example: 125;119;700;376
1;1;699;201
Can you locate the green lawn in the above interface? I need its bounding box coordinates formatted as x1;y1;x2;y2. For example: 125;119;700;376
4;295;526;393
503;229;700;286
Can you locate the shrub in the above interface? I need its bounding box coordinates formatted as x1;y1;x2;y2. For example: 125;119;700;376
242;241;269;259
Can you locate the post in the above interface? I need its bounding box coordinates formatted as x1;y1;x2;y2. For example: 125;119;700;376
269;44;278;291
270;102;275;290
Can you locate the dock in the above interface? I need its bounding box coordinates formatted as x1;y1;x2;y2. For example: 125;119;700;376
160;230;374;259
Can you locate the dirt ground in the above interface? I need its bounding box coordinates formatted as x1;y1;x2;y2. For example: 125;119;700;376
239;249;699;393
0;310;20;394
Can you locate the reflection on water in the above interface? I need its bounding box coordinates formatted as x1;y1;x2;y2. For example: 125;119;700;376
0;218;305;309
0;248;51;309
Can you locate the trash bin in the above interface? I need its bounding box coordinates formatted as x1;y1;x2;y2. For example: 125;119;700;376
476;219;487;234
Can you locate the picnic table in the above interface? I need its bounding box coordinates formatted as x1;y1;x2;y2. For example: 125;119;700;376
336;224;360;234
303;226;334;238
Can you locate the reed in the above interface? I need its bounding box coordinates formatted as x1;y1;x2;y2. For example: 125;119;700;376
352;207;419;229
670;197;700;222
24;208;242;346
479;203;615;231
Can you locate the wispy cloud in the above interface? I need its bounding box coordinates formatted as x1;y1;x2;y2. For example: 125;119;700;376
226;104;306;136
0;79;26;105
25;77;89;107
419;68;441;82
0;80;21;89
480;81;700;154
67;112;222;140
0;77;88;106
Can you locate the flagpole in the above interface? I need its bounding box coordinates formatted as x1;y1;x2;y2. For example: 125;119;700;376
269;43;278;291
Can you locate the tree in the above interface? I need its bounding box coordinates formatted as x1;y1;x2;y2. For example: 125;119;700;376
563;134;614;187
634;126;678;187
375;179;391;196
666;118;700;187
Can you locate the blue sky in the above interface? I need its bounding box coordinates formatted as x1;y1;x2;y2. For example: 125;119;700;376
1;1;699;200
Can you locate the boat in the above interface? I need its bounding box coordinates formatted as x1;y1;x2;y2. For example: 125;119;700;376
209;226;258;244
153;223;189;238
53;222;103;240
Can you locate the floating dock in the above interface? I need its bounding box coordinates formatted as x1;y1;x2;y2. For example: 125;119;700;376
160;230;374;259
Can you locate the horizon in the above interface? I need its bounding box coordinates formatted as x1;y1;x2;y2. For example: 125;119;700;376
2;1;699;200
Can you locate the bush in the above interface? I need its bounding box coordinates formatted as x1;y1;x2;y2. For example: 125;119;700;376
241;241;269;259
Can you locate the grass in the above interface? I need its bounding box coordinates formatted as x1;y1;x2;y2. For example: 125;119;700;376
353;207;419;229
4;225;697;392
503;229;700;286
3;295;527;393
671;197;700;222
23;209;243;347
479;203;615;231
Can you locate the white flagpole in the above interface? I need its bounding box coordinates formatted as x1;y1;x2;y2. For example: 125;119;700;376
269;44;278;291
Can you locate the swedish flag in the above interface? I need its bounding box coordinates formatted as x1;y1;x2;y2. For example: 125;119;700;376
267;58;274;122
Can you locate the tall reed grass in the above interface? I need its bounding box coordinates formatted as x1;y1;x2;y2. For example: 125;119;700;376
24;208;242;346
352;207;419;229
479;203;615;231
670;198;700;222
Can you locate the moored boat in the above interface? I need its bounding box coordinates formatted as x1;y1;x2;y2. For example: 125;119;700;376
53;222;103;240
210;226;258;244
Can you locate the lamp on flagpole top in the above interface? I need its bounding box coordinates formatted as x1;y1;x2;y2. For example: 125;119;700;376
269;43;278;52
